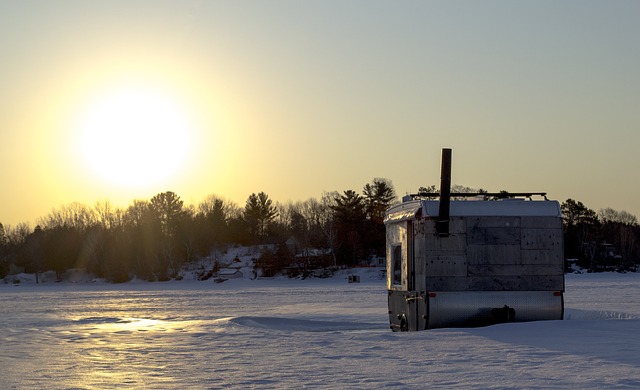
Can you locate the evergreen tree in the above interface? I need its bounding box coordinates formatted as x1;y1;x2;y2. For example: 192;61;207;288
25;226;45;282
198;195;229;247
561;199;600;269
244;192;278;242
362;178;397;257
331;190;367;266
149;191;191;279
363;178;397;224
149;191;187;238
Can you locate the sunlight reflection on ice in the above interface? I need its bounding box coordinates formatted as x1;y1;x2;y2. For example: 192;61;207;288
71;316;195;333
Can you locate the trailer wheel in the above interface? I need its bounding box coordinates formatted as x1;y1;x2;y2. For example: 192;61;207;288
398;314;408;332
490;305;516;323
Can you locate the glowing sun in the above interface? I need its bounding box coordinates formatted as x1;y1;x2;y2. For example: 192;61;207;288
75;85;194;188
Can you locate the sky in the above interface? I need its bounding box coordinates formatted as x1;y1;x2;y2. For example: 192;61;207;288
1;1;639;226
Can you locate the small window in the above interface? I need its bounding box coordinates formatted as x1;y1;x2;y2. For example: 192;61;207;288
392;244;402;285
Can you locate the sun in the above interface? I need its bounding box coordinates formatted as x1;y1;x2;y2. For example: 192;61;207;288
74;84;194;188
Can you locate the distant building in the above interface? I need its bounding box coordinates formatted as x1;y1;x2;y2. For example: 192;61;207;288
217;268;243;279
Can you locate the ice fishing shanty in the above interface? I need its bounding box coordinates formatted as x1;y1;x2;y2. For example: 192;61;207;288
385;149;564;331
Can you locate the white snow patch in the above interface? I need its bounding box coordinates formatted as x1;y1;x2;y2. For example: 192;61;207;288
1;271;640;388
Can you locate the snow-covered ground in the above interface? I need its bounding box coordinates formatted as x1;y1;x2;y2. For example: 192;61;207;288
1;270;639;389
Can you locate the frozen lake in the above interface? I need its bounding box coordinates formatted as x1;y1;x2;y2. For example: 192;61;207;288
2;272;640;389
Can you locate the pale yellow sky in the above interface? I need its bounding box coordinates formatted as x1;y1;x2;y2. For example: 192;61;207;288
1;1;639;226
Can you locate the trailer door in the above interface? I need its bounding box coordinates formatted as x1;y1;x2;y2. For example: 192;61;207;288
405;220;425;330
387;221;410;291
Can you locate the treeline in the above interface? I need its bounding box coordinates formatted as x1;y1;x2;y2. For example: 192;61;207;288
1;183;638;282
0;178;397;282
561;199;639;272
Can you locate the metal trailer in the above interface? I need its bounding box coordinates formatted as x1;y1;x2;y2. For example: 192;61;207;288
385;149;564;331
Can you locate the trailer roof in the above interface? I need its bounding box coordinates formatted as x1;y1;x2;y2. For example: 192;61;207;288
384;199;561;224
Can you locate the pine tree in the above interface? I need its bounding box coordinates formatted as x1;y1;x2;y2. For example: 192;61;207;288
244;192;278;242
363;178;397;224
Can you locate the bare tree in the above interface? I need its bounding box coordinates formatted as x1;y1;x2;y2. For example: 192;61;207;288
5;222;31;246
94;200;124;230
198;194;240;220
39;202;96;231
599;208;638;266
599;208;638;226
124;200;152;228
318;192;339;266
0;222;7;249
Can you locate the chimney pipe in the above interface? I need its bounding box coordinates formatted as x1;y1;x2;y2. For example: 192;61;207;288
436;148;452;236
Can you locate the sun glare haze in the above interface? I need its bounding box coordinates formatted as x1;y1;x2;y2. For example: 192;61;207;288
73;83;194;189
1;1;639;225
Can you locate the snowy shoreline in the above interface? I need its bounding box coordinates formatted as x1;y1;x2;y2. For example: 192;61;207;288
0;266;385;290
2;268;638;293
